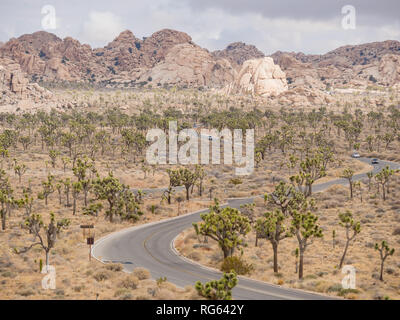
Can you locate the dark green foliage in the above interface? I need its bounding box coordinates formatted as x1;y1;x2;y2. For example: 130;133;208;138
195;272;238;300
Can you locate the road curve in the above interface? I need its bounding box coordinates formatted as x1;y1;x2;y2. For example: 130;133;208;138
92;158;400;300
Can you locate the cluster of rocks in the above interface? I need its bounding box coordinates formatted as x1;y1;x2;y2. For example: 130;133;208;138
0;58;52;104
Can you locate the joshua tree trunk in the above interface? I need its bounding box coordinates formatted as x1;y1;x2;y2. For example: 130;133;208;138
222;247;230;259
272;242;279;273
299;248;305;279
73;196;76;215
339;241;350;269
1;211;6;230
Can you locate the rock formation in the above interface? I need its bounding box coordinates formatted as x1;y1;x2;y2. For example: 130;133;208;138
139;43;235;88
0;58;52;105
377;54;400;86
225;57;288;97
213;42;265;69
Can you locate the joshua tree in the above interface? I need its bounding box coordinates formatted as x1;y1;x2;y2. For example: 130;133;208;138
178;168;198;201
375;241;395;281
338;210;361;269
13;162;27;183
16;213;70;267
61;156;71;173
55;182;62;205
193;207;251;259
195;165;206;197
92;173;142;223
38;174;55;206
72;181;82;215
19;136;32;151
195;271;237;300
62;178;71;207
48;149;59;168
341;168;355;199
256;209;291;273
165;169;181;204
290;150;332;197
291;211;323;279
366;172;373;191
21;188;34;217
92;173;123;222
83;203;103;217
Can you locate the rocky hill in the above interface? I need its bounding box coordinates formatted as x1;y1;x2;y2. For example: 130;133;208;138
271;40;400;89
212;42;265;69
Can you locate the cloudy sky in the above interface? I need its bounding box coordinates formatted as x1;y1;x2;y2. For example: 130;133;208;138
0;0;399;55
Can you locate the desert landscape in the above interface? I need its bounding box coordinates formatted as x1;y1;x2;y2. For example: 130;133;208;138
0;3;400;301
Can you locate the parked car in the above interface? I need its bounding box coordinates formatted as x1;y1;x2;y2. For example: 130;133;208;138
208;136;213;141
371;158;379;164
351;152;361;158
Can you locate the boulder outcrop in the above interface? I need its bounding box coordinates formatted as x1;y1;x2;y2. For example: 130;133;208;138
139;43;235;87
226;57;288;97
213;42;265;69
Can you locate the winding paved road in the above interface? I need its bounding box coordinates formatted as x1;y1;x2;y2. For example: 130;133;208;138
92;158;400;300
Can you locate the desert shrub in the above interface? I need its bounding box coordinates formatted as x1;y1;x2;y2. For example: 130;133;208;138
156;288;175;300
105;263;123;272
220;256;254;275
229;178;242;185
135;295;151;300
73;285;84;292
120;275;139;289
55;289;65;296
133;267;150;280
393;228;400;236
17;289;35;297
338;288;360;297
114;288;132;300
93;271;111;282
187;251;201;261
327;284;342;292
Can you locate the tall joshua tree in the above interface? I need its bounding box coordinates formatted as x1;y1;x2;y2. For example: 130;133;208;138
338;210;361;269
16;213;70;267
291;211;323;279
256;209;291;273
375;241;395;281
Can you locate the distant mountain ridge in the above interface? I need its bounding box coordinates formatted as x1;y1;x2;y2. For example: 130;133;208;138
1;29;400;90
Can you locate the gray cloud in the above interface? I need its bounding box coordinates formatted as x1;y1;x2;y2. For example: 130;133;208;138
183;0;400;24
0;0;399;54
